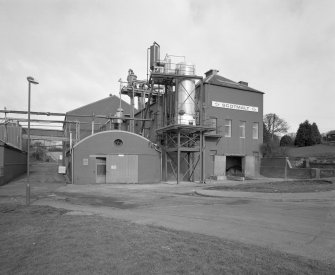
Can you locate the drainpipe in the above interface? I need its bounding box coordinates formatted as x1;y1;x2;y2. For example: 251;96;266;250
71;146;74;184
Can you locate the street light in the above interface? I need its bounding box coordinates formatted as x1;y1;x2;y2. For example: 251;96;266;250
26;76;39;206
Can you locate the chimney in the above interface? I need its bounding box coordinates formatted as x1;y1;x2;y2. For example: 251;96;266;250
238;81;248;86
205;69;219;78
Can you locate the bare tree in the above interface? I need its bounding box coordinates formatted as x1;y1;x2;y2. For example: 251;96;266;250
263;113;289;140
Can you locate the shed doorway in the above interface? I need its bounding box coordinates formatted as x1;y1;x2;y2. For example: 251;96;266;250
95;157;106;183
226;156;244;177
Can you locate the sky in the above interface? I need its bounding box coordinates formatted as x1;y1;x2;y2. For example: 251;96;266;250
0;0;334;133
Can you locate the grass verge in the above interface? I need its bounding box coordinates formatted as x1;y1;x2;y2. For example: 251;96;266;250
207;180;335;193
1;203;334;274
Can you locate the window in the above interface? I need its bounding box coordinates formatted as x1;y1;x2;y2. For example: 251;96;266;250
114;139;123;146
224;119;232;137
240;121;246;138
208;117;217;134
252;122;259;139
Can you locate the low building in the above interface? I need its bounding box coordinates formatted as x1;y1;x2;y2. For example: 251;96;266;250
70;130;160;184
327;130;335;142
0;140;27;186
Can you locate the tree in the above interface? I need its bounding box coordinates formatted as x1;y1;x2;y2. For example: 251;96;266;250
295;120;321;147
311;122;321;144
280;135;293;147
263;122;271;144
263;113;289;140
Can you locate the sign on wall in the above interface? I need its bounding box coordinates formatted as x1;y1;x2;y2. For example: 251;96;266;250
212;101;258;112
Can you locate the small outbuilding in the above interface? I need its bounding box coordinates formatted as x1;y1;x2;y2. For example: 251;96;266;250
70;130;161;184
0;140;27;186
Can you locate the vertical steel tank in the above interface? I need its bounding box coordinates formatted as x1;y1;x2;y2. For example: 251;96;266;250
176;62;196;125
150;42;160;70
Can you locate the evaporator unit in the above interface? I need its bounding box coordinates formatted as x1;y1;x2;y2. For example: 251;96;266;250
149;42;197;126
176;62;196;125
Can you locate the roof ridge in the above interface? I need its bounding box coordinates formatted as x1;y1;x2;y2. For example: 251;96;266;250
66;95;132;115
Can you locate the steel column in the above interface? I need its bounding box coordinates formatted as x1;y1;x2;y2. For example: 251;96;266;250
26;81;31;206
177;130;180;184
130;87;135;132
200;130;203;183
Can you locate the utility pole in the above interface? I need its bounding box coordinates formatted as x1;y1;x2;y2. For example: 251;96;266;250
26;76;39;206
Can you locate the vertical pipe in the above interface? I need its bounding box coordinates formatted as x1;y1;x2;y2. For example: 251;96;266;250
69;131;73;149
187;152;191;181
146;47;150;83
164;133;168;182
164;86;167;126
26;82;31;206
71;146;74;184
200;80;204;125
91;113;95;135
200;131;203;183
157;85;161;128
202;132;206;184
175;79;179;124
160;149;162;181
130;87;135;133
177;130;180;184
285;157;288;180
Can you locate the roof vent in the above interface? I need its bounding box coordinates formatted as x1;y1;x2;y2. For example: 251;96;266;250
238;81;248;86
205;69;219;78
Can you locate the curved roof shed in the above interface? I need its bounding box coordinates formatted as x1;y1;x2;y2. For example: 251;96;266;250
72;130;161;184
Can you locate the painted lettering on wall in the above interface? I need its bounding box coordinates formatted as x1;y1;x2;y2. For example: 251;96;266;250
212;101;258;112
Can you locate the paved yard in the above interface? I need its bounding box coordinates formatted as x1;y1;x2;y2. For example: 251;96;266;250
1;162;335;264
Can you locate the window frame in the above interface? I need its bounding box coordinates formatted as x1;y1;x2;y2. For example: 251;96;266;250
240;121;246;139
224;119;232;137
208;117;217;135
252;122;259;139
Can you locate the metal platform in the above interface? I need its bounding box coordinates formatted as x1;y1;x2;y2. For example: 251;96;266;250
150;72;202;86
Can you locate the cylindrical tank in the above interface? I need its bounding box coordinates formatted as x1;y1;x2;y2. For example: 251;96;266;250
114;107;124;124
164;57;172;74
176;62;196;125
150;42;160;70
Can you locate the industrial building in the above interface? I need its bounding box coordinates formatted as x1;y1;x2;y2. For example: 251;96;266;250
65;42;264;184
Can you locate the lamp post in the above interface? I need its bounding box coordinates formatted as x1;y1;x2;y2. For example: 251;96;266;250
26;76;39;206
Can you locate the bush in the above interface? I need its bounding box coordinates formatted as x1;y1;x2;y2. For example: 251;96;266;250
280;135;293;147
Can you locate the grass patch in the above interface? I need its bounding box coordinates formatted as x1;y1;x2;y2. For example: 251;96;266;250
1;203;334;274
207;180;335;193
286;144;335;157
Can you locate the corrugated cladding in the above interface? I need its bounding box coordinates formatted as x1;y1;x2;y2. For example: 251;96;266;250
0;124;22;150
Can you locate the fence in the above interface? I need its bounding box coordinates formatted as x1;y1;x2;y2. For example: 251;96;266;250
260;157;335;179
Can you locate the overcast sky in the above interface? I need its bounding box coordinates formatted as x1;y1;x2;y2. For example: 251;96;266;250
0;0;334;133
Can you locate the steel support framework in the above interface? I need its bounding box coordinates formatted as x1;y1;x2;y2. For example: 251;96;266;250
150;70;213;184
157;125;212;184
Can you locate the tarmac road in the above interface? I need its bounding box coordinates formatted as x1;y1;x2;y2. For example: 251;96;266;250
1;162;334;263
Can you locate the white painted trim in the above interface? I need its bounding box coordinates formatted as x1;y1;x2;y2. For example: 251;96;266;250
73;130;152;149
